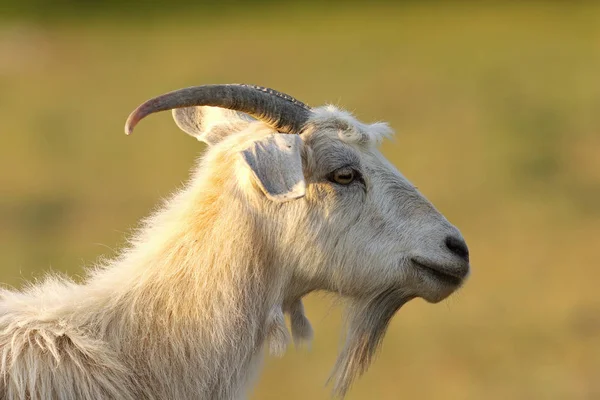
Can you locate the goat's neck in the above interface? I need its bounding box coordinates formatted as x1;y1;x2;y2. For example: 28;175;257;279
88;186;285;399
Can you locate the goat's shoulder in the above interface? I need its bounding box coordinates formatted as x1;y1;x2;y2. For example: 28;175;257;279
0;277;137;400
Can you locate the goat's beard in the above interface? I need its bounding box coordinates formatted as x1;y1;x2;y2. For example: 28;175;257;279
329;288;414;397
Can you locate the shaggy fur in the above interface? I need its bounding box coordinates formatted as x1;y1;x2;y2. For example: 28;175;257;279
0;104;469;399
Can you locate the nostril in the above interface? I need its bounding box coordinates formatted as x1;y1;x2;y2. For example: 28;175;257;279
445;236;469;263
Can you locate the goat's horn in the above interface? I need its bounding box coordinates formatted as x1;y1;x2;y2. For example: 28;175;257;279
125;84;311;135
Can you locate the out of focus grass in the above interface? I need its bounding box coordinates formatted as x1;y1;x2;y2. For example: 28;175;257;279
1;2;599;399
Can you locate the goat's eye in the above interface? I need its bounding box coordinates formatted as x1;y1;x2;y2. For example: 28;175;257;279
331;168;356;185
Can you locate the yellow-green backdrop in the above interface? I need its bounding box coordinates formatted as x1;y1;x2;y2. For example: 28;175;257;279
1;2;599;399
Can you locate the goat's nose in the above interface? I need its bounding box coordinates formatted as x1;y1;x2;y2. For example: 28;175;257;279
445;235;469;263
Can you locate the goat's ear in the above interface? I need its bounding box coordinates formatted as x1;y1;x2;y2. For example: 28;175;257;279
172;106;252;146
240;134;306;202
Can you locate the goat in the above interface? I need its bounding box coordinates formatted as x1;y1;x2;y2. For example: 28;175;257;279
0;84;470;399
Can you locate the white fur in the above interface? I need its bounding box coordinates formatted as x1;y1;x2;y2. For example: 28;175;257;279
0;105;468;399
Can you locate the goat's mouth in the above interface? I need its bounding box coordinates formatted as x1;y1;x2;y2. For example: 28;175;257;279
411;257;466;287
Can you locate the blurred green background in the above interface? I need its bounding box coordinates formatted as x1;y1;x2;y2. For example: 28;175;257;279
1;1;599;399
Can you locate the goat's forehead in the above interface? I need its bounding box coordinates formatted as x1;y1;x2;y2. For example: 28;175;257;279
306;105;392;146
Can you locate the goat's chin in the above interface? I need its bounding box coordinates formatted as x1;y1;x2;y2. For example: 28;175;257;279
329;289;414;397
419;279;465;304
421;288;459;304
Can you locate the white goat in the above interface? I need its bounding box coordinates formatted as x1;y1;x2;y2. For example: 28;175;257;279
0;84;470;399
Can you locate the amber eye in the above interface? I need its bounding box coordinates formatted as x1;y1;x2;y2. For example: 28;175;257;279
331;168;355;185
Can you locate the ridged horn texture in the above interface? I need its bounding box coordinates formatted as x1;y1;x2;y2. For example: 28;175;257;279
124;84;311;135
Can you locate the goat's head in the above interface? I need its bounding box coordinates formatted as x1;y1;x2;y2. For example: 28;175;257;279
125;84;470;395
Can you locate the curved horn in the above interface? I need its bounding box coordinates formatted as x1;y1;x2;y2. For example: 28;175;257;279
124;84;311;135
